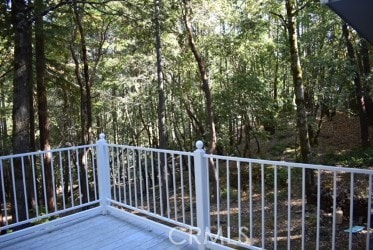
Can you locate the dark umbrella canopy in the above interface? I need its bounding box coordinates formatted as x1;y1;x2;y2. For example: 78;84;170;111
322;0;373;44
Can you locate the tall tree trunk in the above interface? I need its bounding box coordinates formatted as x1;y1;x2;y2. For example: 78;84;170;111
154;0;169;213
182;0;218;198
26;4;36;212
155;0;167;150
71;1;91;205
35;0;54;212
0;80;8;155
72;1;92;145
359;38;373;126
11;0;33;226
0;78;8;232
285;0;315;204
342;23;370;147
70;0;107;205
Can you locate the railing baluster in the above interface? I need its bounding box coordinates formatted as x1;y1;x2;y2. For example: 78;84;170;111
139;150;144;209
127;148;132;207
91;149;98;201
349;173;354;250
237;161;241;242
121;148;127;205
165;152;170;219
31;155;39;217
40;154;48;214
0;160;8;226
59;151;66;210
145;152;150;212
249;161;253;242
301;167;305;250
117;147;122;204
274;165;278;250
188;154;194;227
51;152;57;212
180;155;185;224
261;163;265;248
287;166;292;250
21;157;29;220
172;154;177;220
76;148;82;205
10;158;18;223
68;150;74;207
157;152;162;216
227;159;230;240
111;148;117;202
316;169;321;250
151;151;156;214
332;171;337;249
133;149;138;208
216;160;220;231
367;175;372;250
82;148;91;202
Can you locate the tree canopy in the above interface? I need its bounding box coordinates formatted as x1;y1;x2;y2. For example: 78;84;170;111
0;0;372;162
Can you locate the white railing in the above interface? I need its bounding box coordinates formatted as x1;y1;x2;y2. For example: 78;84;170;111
0;144;100;232
105;144;197;230
1;134;373;250
203;154;373;250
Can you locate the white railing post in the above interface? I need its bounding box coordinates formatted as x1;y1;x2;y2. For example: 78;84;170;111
97;133;111;214
194;140;210;250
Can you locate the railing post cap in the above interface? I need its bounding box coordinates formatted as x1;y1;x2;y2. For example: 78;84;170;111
99;133;106;140
196;140;204;149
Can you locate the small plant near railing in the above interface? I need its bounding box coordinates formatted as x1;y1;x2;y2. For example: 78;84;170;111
264;166;288;188
220;187;239;202
33;217;50;225
307;213;318;228
28;206;54;225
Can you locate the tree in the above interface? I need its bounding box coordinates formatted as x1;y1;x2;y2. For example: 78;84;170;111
154;0;170;212
35;0;55;212
182;0;219;197
11;0;34;225
359;38;373;127
0;2;12;156
285;0;315;204
71;1;93;146
342;23;370;147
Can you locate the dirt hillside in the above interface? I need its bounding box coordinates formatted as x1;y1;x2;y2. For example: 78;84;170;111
256;112;373;165
315;112;373;163
317;112;367;152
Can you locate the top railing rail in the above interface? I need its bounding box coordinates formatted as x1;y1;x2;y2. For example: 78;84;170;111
0;144;97;160
210;153;373;174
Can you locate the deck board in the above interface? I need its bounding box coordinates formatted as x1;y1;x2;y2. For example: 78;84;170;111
0;214;196;250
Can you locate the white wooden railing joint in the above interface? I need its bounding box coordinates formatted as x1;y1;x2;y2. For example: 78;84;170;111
96;133;111;214
194;140;210;250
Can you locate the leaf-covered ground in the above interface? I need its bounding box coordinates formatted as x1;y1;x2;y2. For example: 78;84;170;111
256;112;373;168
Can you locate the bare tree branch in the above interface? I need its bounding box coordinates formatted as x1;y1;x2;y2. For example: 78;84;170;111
269;11;287;27
29;0;132;22
0;67;12;80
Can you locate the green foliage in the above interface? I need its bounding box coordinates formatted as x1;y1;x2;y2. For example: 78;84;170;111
220;187;239;202
0;0;369;160
265;166;288;188
322;147;373;168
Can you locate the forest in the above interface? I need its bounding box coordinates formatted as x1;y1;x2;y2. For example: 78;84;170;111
0;0;372;167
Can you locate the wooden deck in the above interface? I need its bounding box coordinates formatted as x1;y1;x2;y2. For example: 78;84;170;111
0;213;196;250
